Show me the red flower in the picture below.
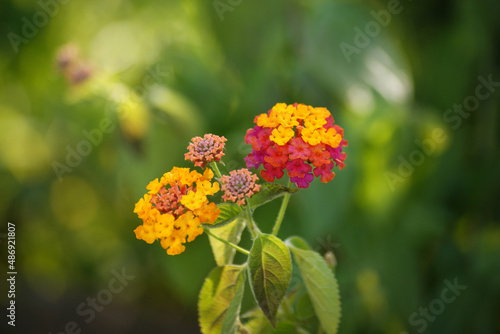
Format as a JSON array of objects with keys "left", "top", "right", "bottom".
[
  {"left": 244, "top": 103, "right": 347, "bottom": 188},
  {"left": 261, "top": 163, "right": 285, "bottom": 182},
  {"left": 314, "top": 161, "right": 336, "bottom": 183},
  {"left": 288, "top": 137, "right": 312, "bottom": 160},
  {"left": 309, "top": 144, "right": 331, "bottom": 167},
  {"left": 286, "top": 159, "right": 312, "bottom": 178},
  {"left": 264, "top": 145, "right": 289, "bottom": 168}
]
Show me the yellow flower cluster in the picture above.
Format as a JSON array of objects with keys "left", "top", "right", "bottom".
[
  {"left": 256, "top": 103, "right": 342, "bottom": 148},
  {"left": 134, "top": 167, "right": 220, "bottom": 255}
]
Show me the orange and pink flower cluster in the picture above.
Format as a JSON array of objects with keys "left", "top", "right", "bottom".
[
  {"left": 245, "top": 103, "right": 347, "bottom": 188},
  {"left": 134, "top": 102, "right": 347, "bottom": 255},
  {"left": 133, "top": 167, "right": 220, "bottom": 255}
]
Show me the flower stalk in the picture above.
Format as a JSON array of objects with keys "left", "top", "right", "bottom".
[
  {"left": 203, "top": 227, "right": 250, "bottom": 256},
  {"left": 244, "top": 201, "right": 260, "bottom": 238},
  {"left": 210, "top": 161, "right": 223, "bottom": 179},
  {"left": 272, "top": 181, "right": 293, "bottom": 236}
]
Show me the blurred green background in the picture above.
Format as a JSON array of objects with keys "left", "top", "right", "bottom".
[{"left": 1, "top": 0, "right": 499, "bottom": 333}]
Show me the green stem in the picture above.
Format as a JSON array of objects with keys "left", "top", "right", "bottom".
[
  {"left": 244, "top": 201, "right": 260, "bottom": 239},
  {"left": 272, "top": 181, "right": 293, "bottom": 236},
  {"left": 210, "top": 162, "right": 223, "bottom": 179},
  {"left": 203, "top": 227, "right": 249, "bottom": 256}
]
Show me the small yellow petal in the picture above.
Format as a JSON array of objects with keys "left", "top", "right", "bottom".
[{"left": 270, "top": 125, "right": 295, "bottom": 145}]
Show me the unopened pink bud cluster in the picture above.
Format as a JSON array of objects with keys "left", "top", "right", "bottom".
[
  {"left": 185, "top": 134, "right": 227, "bottom": 168},
  {"left": 220, "top": 169, "right": 261, "bottom": 206}
]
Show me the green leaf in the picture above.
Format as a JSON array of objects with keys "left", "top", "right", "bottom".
[
  {"left": 221, "top": 268, "right": 247, "bottom": 334},
  {"left": 274, "top": 321, "right": 298, "bottom": 333},
  {"left": 248, "top": 233, "right": 292, "bottom": 327},
  {"left": 199, "top": 265, "right": 246, "bottom": 334},
  {"left": 208, "top": 203, "right": 242, "bottom": 228},
  {"left": 248, "top": 183, "right": 299, "bottom": 209},
  {"left": 286, "top": 237, "right": 341, "bottom": 334},
  {"left": 283, "top": 283, "right": 301, "bottom": 308},
  {"left": 296, "top": 292, "right": 315, "bottom": 321},
  {"left": 242, "top": 295, "right": 304, "bottom": 333},
  {"left": 208, "top": 218, "right": 246, "bottom": 266},
  {"left": 286, "top": 236, "right": 312, "bottom": 251},
  {"left": 241, "top": 307, "right": 273, "bottom": 334}
]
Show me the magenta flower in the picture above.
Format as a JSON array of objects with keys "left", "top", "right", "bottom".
[
  {"left": 244, "top": 103, "right": 347, "bottom": 188},
  {"left": 290, "top": 173, "right": 314, "bottom": 189}
]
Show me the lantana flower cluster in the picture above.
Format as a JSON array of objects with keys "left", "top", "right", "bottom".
[
  {"left": 185, "top": 134, "right": 227, "bottom": 168},
  {"left": 245, "top": 103, "right": 347, "bottom": 188},
  {"left": 134, "top": 167, "right": 220, "bottom": 255},
  {"left": 134, "top": 102, "right": 347, "bottom": 255},
  {"left": 220, "top": 168, "right": 261, "bottom": 205}
]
